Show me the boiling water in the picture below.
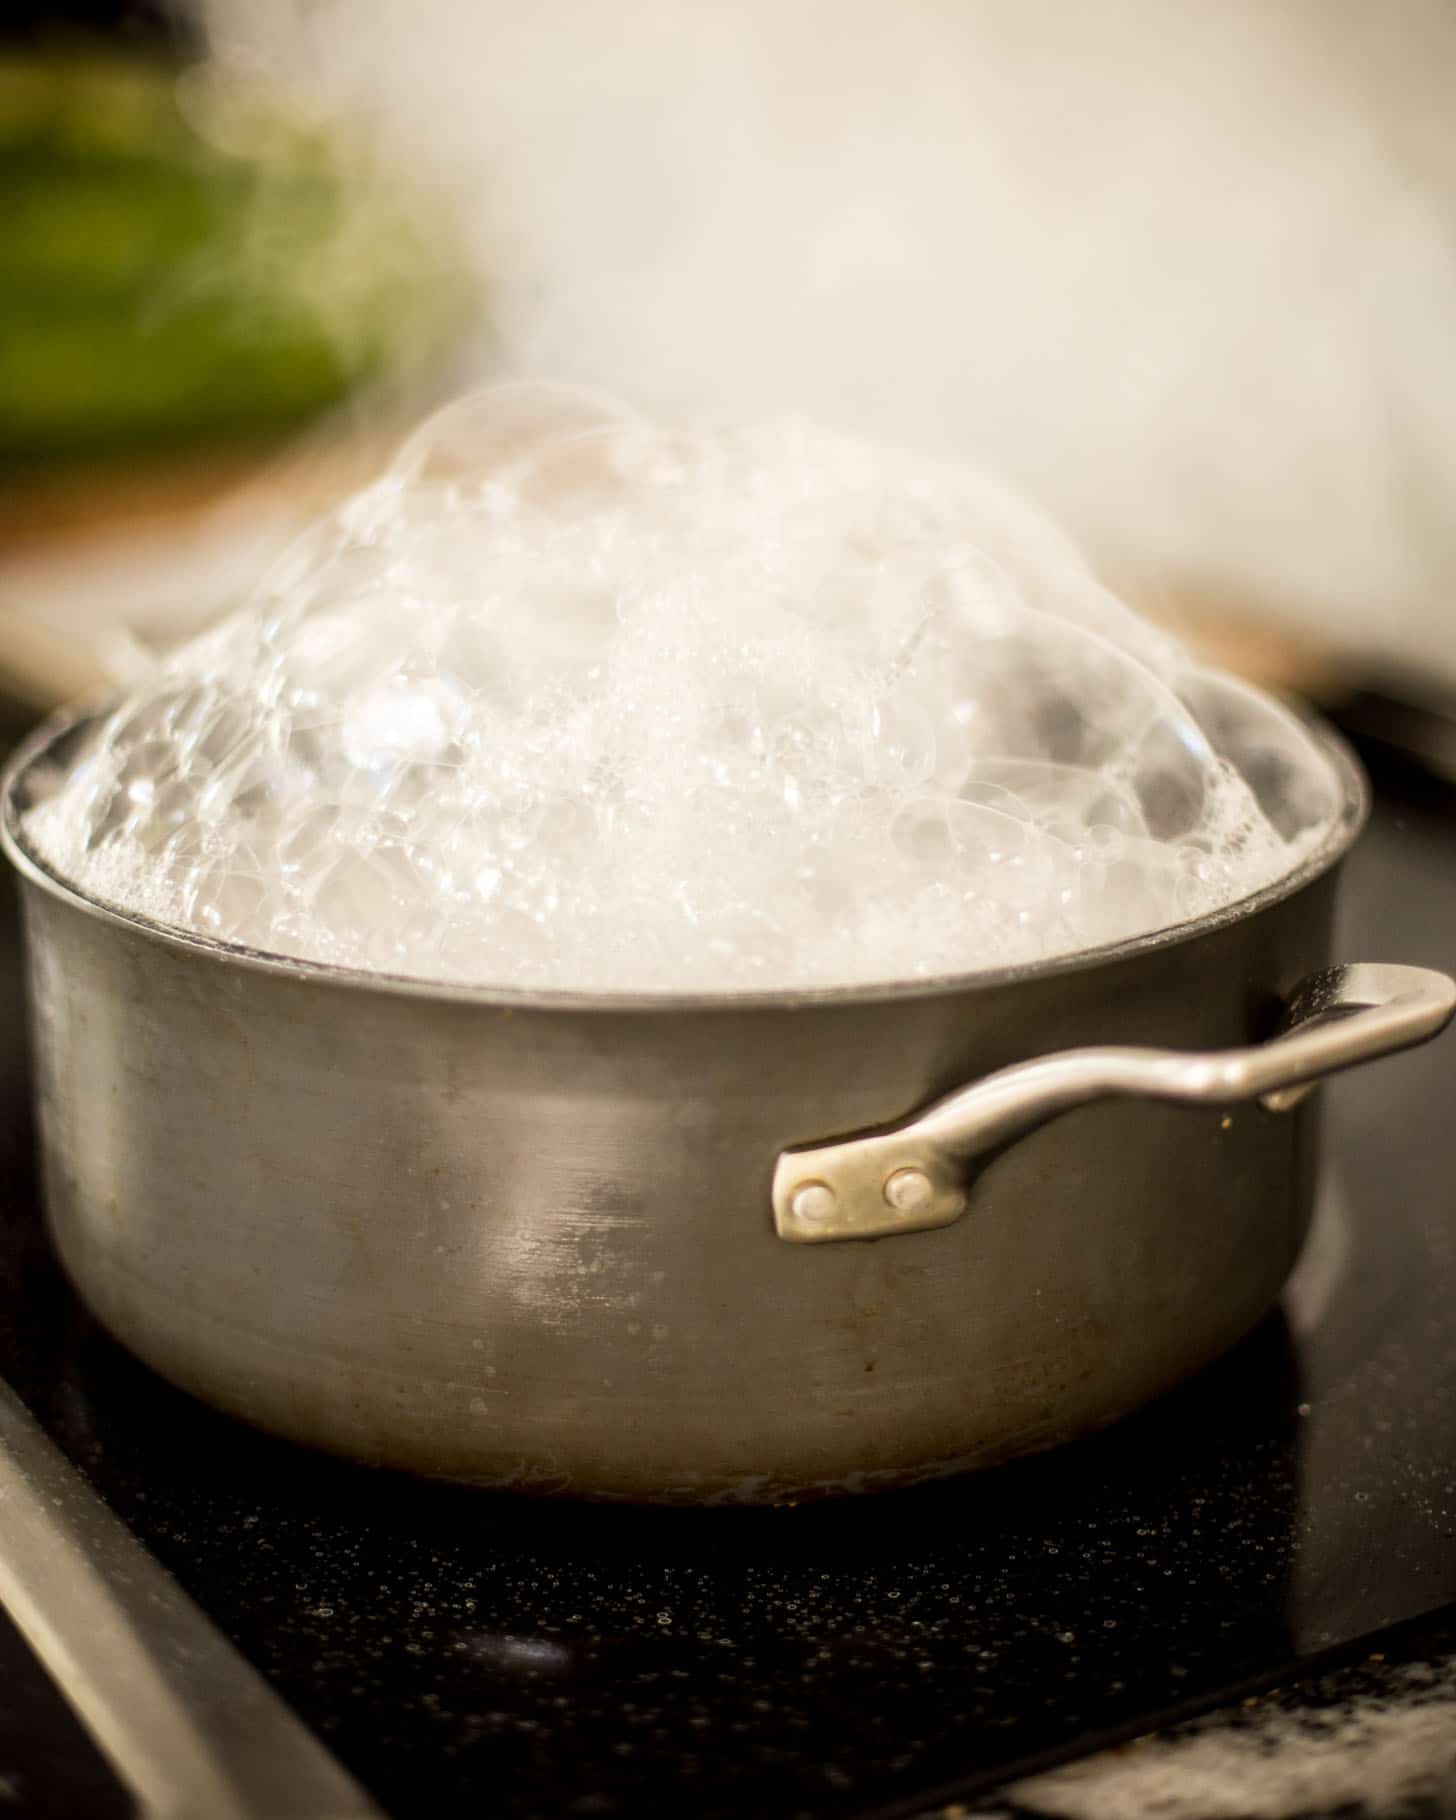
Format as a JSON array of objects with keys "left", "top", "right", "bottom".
[{"left": 24, "top": 387, "right": 1342, "bottom": 992}]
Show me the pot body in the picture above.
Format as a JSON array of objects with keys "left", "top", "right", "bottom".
[{"left": 10, "top": 840, "right": 1338, "bottom": 1503}]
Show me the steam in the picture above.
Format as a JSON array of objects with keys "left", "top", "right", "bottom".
[{"left": 195, "top": 0, "right": 1456, "bottom": 676}]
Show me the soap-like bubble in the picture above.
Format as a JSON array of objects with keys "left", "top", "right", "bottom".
[{"left": 23, "top": 388, "right": 1342, "bottom": 992}]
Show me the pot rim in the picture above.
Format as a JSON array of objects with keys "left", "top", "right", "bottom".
[{"left": 1, "top": 703, "right": 1369, "bottom": 1015}]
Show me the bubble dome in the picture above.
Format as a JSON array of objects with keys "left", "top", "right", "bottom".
[{"left": 22, "top": 385, "right": 1343, "bottom": 993}]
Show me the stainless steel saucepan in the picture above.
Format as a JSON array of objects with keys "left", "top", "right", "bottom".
[{"left": 3, "top": 712, "right": 1452, "bottom": 1504}]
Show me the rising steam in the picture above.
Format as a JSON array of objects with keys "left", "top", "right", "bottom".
[{"left": 194, "top": 0, "right": 1456, "bottom": 678}]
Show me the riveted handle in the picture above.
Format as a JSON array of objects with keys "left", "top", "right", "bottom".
[{"left": 773, "top": 963, "right": 1456, "bottom": 1244}]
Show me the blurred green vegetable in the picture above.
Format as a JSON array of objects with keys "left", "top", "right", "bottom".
[{"left": 0, "top": 55, "right": 469, "bottom": 464}]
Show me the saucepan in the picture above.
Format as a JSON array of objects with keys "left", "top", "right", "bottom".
[{"left": 3, "top": 710, "right": 1452, "bottom": 1504}]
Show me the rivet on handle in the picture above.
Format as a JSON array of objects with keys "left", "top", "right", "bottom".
[{"left": 772, "top": 962, "right": 1456, "bottom": 1244}]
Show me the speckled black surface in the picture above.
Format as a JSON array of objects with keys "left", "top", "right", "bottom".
[{"left": 1, "top": 734, "right": 1455, "bottom": 1820}]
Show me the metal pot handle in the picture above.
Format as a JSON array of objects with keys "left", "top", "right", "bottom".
[{"left": 773, "top": 962, "right": 1456, "bottom": 1244}]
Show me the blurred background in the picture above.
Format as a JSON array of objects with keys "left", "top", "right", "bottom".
[{"left": 2, "top": 0, "right": 1454, "bottom": 767}]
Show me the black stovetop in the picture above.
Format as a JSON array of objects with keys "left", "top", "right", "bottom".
[{"left": 1, "top": 738, "right": 1455, "bottom": 1820}]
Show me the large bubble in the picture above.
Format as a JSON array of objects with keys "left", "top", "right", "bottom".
[{"left": 23, "top": 387, "right": 1343, "bottom": 992}]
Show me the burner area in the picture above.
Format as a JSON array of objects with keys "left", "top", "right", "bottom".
[{"left": 0, "top": 737, "right": 1454, "bottom": 1818}]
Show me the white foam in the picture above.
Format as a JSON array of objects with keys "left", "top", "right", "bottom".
[{"left": 24, "top": 389, "right": 1341, "bottom": 993}]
